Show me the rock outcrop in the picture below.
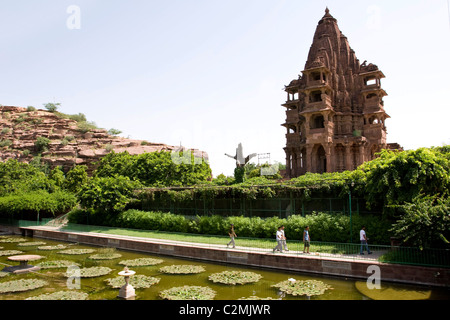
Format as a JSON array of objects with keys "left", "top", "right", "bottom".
[{"left": 0, "top": 106, "right": 199, "bottom": 173}]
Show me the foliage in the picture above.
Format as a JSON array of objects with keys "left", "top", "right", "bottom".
[
  {"left": 64, "top": 165, "right": 88, "bottom": 193},
  {"left": 94, "top": 151, "right": 212, "bottom": 187},
  {"left": 119, "top": 258, "right": 164, "bottom": 267},
  {"left": 159, "top": 286, "right": 216, "bottom": 300},
  {"left": 17, "top": 241, "right": 47, "bottom": 247},
  {"left": 355, "top": 148, "right": 450, "bottom": 212},
  {"left": 65, "top": 266, "right": 113, "bottom": 278},
  {"left": 0, "top": 279, "right": 48, "bottom": 294},
  {"left": 159, "top": 265, "right": 206, "bottom": 274},
  {"left": 0, "top": 190, "right": 78, "bottom": 219},
  {"left": 108, "top": 128, "right": 122, "bottom": 136},
  {"left": 26, "top": 290, "right": 89, "bottom": 300},
  {"left": 68, "top": 209, "right": 393, "bottom": 244},
  {"left": 0, "top": 250, "right": 24, "bottom": 256},
  {"left": 43, "top": 102, "right": 60, "bottom": 112},
  {"left": 111, "top": 210, "right": 191, "bottom": 233},
  {"left": 208, "top": 271, "right": 262, "bottom": 285},
  {"left": 390, "top": 197, "right": 450, "bottom": 249},
  {"left": 0, "top": 236, "right": 27, "bottom": 243},
  {"left": 58, "top": 249, "right": 96, "bottom": 255},
  {"left": 37, "top": 244, "right": 67, "bottom": 251},
  {"left": 105, "top": 275, "right": 160, "bottom": 289},
  {"left": 37, "top": 260, "right": 80, "bottom": 269},
  {"left": 89, "top": 253, "right": 122, "bottom": 260},
  {"left": 0, "top": 159, "right": 54, "bottom": 196},
  {"left": 34, "top": 136, "right": 51, "bottom": 153},
  {"left": 272, "top": 279, "right": 333, "bottom": 297},
  {"left": 78, "top": 175, "right": 143, "bottom": 213}
]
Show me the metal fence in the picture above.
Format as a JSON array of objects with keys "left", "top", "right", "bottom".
[
  {"left": 140, "top": 196, "right": 381, "bottom": 218},
  {"left": 17, "top": 220, "right": 450, "bottom": 269}
]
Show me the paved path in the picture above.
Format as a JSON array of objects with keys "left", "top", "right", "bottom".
[{"left": 24, "top": 225, "right": 386, "bottom": 264}]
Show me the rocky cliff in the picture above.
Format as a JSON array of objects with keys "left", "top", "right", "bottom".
[{"left": 0, "top": 106, "right": 182, "bottom": 173}]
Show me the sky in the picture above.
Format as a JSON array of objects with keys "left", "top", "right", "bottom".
[{"left": 1, "top": 0, "right": 449, "bottom": 177}]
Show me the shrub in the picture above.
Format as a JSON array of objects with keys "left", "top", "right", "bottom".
[
  {"left": 34, "top": 137, "right": 51, "bottom": 153},
  {"left": 78, "top": 175, "right": 142, "bottom": 213}
]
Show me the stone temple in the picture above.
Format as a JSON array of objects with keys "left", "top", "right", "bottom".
[{"left": 282, "top": 8, "right": 402, "bottom": 178}]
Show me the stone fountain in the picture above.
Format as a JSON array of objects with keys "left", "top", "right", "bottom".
[{"left": 117, "top": 267, "right": 136, "bottom": 300}]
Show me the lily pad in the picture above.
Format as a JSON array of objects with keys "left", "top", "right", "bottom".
[
  {"left": 272, "top": 279, "right": 333, "bottom": 297},
  {"left": 0, "top": 250, "right": 24, "bottom": 256},
  {"left": 105, "top": 275, "right": 160, "bottom": 289},
  {"left": 89, "top": 253, "right": 122, "bottom": 260},
  {"left": 354, "top": 281, "right": 431, "bottom": 300},
  {"left": 209, "top": 271, "right": 262, "bottom": 285},
  {"left": 58, "top": 249, "right": 96, "bottom": 255},
  {"left": 239, "top": 296, "right": 277, "bottom": 300},
  {"left": 160, "top": 286, "right": 216, "bottom": 300},
  {"left": 37, "top": 260, "right": 80, "bottom": 269},
  {"left": 65, "top": 266, "right": 112, "bottom": 278},
  {"left": 159, "top": 265, "right": 206, "bottom": 275},
  {"left": 26, "top": 291, "right": 89, "bottom": 300},
  {"left": 0, "top": 237, "right": 27, "bottom": 243},
  {"left": 38, "top": 244, "right": 68, "bottom": 251},
  {"left": 17, "top": 241, "right": 47, "bottom": 247},
  {"left": 119, "top": 258, "right": 164, "bottom": 267},
  {"left": 0, "top": 279, "right": 48, "bottom": 294}
]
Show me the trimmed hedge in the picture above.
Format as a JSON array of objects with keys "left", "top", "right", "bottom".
[{"left": 67, "top": 209, "right": 393, "bottom": 245}]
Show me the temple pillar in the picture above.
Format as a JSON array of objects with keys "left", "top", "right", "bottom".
[
  {"left": 306, "top": 145, "right": 313, "bottom": 173},
  {"left": 345, "top": 143, "right": 353, "bottom": 171}
]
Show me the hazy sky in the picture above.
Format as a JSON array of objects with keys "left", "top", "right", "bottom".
[{"left": 1, "top": 0, "right": 449, "bottom": 176}]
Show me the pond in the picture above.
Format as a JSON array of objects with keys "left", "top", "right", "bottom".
[{"left": 0, "top": 235, "right": 449, "bottom": 300}]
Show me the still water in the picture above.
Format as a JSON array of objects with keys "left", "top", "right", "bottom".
[{"left": 0, "top": 235, "right": 448, "bottom": 300}]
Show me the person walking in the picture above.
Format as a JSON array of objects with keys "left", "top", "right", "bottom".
[
  {"left": 303, "top": 226, "right": 311, "bottom": 254},
  {"left": 227, "top": 224, "right": 237, "bottom": 248},
  {"left": 360, "top": 226, "right": 372, "bottom": 255},
  {"left": 280, "top": 225, "right": 289, "bottom": 251},
  {"left": 273, "top": 226, "right": 284, "bottom": 253}
]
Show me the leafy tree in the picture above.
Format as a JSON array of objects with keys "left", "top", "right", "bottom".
[
  {"left": 0, "top": 159, "right": 53, "bottom": 196},
  {"left": 34, "top": 137, "right": 51, "bottom": 153},
  {"left": 43, "top": 102, "right": 61, "bottom": 112},
  {"left": 64, "top": 165, "right": 89, "bottom": 193},
  {"left": 94, "top": 151, "right": 212, "bottom": 187},
  {"left": 355, "top": 148, "right": 450, "bottom": 212},
  {"left": 108, "top": 128, "right": 122, "bottom": 136},
  {"left": 78, "top": 175, "right": 143, "bottom": 213},
  {"left": 49, "top": 167, "right": 65, "bottom": 189},
  {"left": 390, "top": 197, "right": 450, "bottom": 249}
]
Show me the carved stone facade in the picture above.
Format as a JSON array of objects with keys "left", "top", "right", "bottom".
[{"left": 282, "top": 8, "right": 402, "bottom": 178}]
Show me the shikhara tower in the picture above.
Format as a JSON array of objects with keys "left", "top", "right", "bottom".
[{"left": 282, "top": 8, "right": 401, "bottom": 178}]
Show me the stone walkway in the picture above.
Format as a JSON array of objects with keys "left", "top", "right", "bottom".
[{"left": 25, "top": 225, "right": 386, "bottom": 264}]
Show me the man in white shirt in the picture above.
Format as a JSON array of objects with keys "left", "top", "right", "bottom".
[
  {"left": 280, "top": 225, "right": 289, "bottom": 251},
  {"left": 273, "top": 227, "right": 284, "bottom": 253},
  {"left": 360, "top": 226, "right": 372, "bottom": 255}
]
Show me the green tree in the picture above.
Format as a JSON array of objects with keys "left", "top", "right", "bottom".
[
  {"left": 355, "top": 148, "right": 450, "bottom": 212},
  {"left": 64, "top": 165, "right": 89, "bottom": 193},
  {"left": 78, "top": 175, "right": 143, "bottom": 213},
  {"left": 390, "top": 197, "right": 450, "bottom": 249},
  {"left": 43, "top": 102, "right": 61, "bottom": 112},
  {"left": 94, "top": 151, "right": 212, "bottom": 187},
  {"left": 34, "top": 137, "right": 51, "bottom": 153}
]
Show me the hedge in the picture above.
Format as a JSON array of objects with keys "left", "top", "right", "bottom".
[{"left": 67, "top": 209, "right": 393, "bottom": 245}]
